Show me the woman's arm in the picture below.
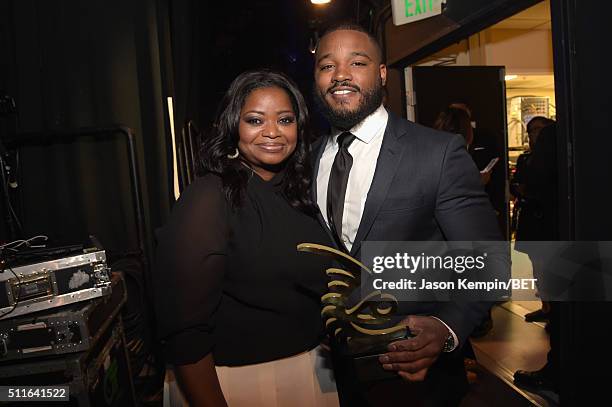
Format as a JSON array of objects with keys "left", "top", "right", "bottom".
[
  {"left": 175, "top": 353, "right": 228, "bottom": 407},
  {"left": 153, "top": 175, "right": 230, "bottom": 403}
]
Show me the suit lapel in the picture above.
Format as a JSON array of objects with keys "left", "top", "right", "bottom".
[{"left": 351, "top": 112, "right": 408, "bottom": 257}]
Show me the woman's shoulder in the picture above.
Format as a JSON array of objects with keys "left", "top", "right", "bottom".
[
  {"left": 176, "top": 173, "right": 226, "bottom": 208},
  {"left": 188, "top": 173, "right": 223, "bottom": 191},
  {"left": 156, "top": 173, "right": 229, "bottom": 244}
]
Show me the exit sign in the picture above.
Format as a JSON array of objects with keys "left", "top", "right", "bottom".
[{"left": 391, "top": 0, "right": 446, "bottom": 26}]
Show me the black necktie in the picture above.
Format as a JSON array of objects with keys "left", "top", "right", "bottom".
[{"left": 327, "top": 131, "right": 356, "bottom": 251}]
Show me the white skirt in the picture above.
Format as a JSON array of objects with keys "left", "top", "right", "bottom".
[{"left": 164, "top": 346, "right": 339, "bottom": 407}]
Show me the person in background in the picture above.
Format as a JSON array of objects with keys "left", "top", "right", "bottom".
[
  {"left": 510, "top": 116, "right": 555, "bottom": 204},
  {"left": 510, "top": 146, "right": 531, "bottom": 237},
  {"left": 513, "top": 122, "right": 559, "bottom": 393},
  {"left": 433, "top": 105, "right": 492, "bottom": 185},
  {"left": 153, "top": 70, "right": 338, "bottom": 407},
  {"left": 512, "top": 116, "right": 555, "bottom": 323}
]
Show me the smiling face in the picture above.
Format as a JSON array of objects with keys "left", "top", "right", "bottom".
[
  {"left": 314, "top": 29, "right": 387, "bottom": 130},
  {"left": 238, "top": 86, "right": 298, "bottom": 180}
]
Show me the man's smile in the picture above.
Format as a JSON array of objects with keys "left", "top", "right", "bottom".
[{"left": 328, "top": 85, "right": 360, "bottom": 104}]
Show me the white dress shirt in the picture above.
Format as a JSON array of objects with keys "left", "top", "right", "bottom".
[
  {"left": 317, "top": 104, "right": 388, "bottom": 252},
  {"left": 316, "top": 104, "right": 459, "bottom": 351}
]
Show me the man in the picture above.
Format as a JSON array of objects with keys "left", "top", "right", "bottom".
[
  {"left": 513, "top": 116, "right": 555, "bottom": 323},
  {"left": 513, "top": 123, "right": 559, "bottom": 393},
  {"left": 312, "top": 24, "right": 504, "bottom": 406}
]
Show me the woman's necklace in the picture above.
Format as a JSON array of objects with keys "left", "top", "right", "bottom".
[{"left": 240, "top": 160, "right": 265, "bottom": 180}]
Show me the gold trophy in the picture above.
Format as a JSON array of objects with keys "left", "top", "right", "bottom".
[{"left": 298, "top": 243, "right": 411, "bottom": 381}]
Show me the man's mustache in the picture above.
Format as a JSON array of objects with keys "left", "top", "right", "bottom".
[{"left": 327, "top": 82, "right": 360, "bottom": 94}]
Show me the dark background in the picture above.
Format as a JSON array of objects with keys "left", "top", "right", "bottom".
[{"left": 0, "top": 0, "right": 384, "bottom": 257}]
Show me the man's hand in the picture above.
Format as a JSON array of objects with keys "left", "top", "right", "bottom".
[{"left": 378, "top": 316, "right": 450, "bottom": 382}]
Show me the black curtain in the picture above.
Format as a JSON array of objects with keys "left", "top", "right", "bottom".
[
  {"left": 550, "top": 0, "right": 612, "bottom": 404},
  {"left": 165, "top": 0, "right": 329, "bottom": 177},
  {"left": 168, "top": 0, "right": 211, "bottom": 142},
  {"left": 0, "top": 0, "right": 173, "bottom": 264}
]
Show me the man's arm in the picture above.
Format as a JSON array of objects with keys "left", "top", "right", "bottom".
[
  {"left": 379, "top": 134, "right": 507, "bottom": 381},
  {"left": 432, "top": 134, "right": 506, "bottom": 343}
]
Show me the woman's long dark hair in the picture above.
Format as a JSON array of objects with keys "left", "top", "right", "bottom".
[
  {"left": 198, "top": 70, "right": 316, "bottom": 214},
  {"left": 433, "top": 106, "right": 473, "bottom": 146}
]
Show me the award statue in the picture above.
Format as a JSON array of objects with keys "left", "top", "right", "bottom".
[{"left": 298, "top": 243, "right": 411, "bottom": 381}]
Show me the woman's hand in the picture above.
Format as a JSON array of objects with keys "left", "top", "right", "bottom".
[{"left": 479, "top": 169, "right": 492, "bottom": 185}]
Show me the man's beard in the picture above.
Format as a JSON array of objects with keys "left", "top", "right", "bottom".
[{"left": 313, "top": 79, "right": 384, "bottom": 131}]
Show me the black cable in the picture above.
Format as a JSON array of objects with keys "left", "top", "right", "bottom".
[
  {"left": 0, "top": 235, "right": 50, "bottom": 319},
  {"left": 0, "top": 153, "right": 23, "bottom": 235}
]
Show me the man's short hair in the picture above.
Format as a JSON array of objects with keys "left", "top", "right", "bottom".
[{"left": 318, "top": 22, "right": 384, "bottom": 64}]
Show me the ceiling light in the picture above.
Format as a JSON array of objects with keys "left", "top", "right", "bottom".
[
  {"left": 311, "top": 0, "right": 331, "bottom": 4},
  {"left": 505, "top": 75, "right": 518, "bottom": 81}
]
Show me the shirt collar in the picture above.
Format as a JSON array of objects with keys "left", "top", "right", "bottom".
[{"left": 332, "top": 104, "right": 388, "bottom": 145}]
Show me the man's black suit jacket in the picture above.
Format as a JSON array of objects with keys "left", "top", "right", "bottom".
[{"left": 312, "top": 110, "right": 505, "bottom": 346}]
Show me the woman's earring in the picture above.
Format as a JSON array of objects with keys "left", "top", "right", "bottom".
[{"left": 227, "top": 148, "right": 239, "bottom": 159}]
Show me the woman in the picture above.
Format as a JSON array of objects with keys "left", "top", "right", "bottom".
[
  {"left": 433, "top": 105, "right": 474, "bottom": 148},
  {"left": 154, "top": 70, "right": 337, "bottom": 406},
  {"left": 433, "top": 105, "right": 491, "bottom": 185}
]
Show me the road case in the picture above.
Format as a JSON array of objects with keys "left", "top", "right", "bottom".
[
  {"left": 0, "top": 320, "right": 137, "bottom": 406},
  {"left": 0, "top": 272, "right": 125, "bottom": 362},
  {"left": 0, "top": 249, "right": 111, "bottom": 320}
]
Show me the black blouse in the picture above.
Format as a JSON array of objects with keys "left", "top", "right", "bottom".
[{"left": 154, "top": 172, "right": 331, "bottom": 366}]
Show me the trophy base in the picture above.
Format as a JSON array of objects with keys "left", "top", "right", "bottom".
[
  {"left": 352, "top": 352, "right": 399, "bottom": 382},
  {"left": 341, "top": 329, "right": 413, "bottom": 382}
]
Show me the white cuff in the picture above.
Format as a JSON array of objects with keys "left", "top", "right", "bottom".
[{"left": 431, "top": 317, "right": 459, "bottom": 352}]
